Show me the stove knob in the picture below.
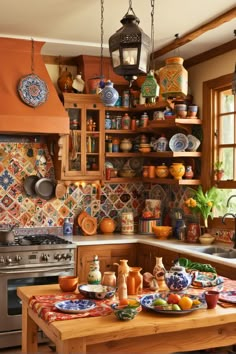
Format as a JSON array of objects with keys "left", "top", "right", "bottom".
[
  {"left": 54, "top": 254, "right": 62, "bottom": 261},
  {"left": 15, "top": 255, "right": 22, "bottom": 262},
  {"left": 6, "top": 257, "right": 12, "bottom": 264},
  {"left": 65, "top": 253, "right": 72, "bottom": 260},
  {"left": 41, "top": 254, "right": 49, "bottom": 262},
  {"left": 0, "top": 256, "right": 5, "bottom": 263}
]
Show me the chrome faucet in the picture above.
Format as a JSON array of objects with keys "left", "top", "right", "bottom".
[{"left": 226, "top": 195, "right": 236, "bottom": 207}]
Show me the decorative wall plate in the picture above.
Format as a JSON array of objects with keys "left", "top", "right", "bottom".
[
  {"left": 169, "top": 133, "right": 188, "bottom": 152},
  {"left": 55, "top": 299, "right": 96, "bottom": 313},
  {"left": 18, "top": 73, "right": 49, "bottom": 107}
]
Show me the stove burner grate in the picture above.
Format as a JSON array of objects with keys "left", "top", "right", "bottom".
[{"left": 17, "top": 234, "right": 73, "bottom": 246}]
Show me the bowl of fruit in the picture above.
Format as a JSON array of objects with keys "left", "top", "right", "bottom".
[
  {"left": 111, "top": 298, "right": 142, "bottom": 320},
  {"left": 140, "top": 292, "right": 205, "bottom": 315}
]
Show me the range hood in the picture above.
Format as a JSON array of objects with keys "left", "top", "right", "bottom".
[{"left": 0, "top": 37, "right": 69, "bottom": 135}]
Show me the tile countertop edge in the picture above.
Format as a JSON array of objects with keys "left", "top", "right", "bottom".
[{"left": 69, "top": 233, "right": 236, "bottom": 268}]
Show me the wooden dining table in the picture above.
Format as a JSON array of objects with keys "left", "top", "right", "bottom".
[{"left": 17, "top": 283, "right": 236, "bottom": 354}]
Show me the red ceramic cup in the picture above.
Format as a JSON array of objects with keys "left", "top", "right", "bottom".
[{"left": 205, "top": 290, "right": 220, "bottom": 309}]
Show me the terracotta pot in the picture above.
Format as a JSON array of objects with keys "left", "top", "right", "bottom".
[{"left": 99, "top": 218, "right": 116, "bottom": 234}]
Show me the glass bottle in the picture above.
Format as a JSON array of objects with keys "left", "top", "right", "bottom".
[{"left": 122, "top": 113, "right": 131, "bottom": 130}]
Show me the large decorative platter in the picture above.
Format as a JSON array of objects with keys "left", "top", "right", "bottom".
[
  {"left": 169, "top": 133, "right": 188, "bottom": 152},
  {"left": 140, "top": 293, "right": 206, "bottom": 315},
  {"left": 219, "top": 291, "right": 236, "bottom": 304},
  {"left": 187, "top": 134, "right": 201, "bottom": 152},
  {"left": 18, "top": 73, "right": 49, "bottom": 107},
  {"left": 55, "top": 299, "right": 96, "bottom": 313}
]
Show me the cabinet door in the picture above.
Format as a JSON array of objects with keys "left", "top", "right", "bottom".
[
  {"left": 60, "top": 94, "right": 105, "bottom": 180},
  {"left": 77, "top": 246, "right": 111, "bottom": 283},
  {"left": 136, "top": 244, "right": 158, "bottom": 273}
]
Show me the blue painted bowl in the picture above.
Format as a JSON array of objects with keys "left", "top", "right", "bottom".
[
  {"left": 78, "top": 284, "right": 116, "bottom": 300},
  {"left": 111, "top": 299, "right": 141, "bottom": 321}
]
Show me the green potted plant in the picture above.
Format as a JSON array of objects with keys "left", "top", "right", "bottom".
[{"left": 214, "top": 160, "right": 224, "bottom": 181}]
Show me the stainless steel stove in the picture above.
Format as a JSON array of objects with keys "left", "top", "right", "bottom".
[{"left": 0, "top": 234, "right": 77, "bottom": 349}]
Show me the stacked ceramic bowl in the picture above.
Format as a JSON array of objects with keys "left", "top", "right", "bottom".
[{"left": 139, "top": 143, "right": 151, "bottom": 153}]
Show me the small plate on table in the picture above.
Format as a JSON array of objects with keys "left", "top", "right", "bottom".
[
  {"left": 140, "top": 293, "right": 206, "bottom": 315},
  {"left": 219, "top": 291, "right": 236, "bottom": 304},
  {"left": 55, "top": 299, "right": 96, "bottom": 313}
]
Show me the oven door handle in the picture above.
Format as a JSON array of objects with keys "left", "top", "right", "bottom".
[{"left": 0, "top": 267, "right": 74, "bottom": 274}]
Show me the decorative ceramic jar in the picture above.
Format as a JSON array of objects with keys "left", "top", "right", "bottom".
[
  {"left": 186, "top": 222, "right": 201, "bottom": 243},
  {"left": 122, "top": 113, "right": 131, "bottom": 129},
  {"left": 127, "top": 267, "right": 143, "bottom": 295},
  {"left": 87, "top": 255, "right": 102, "bottom": 285},
  {"left": 155, "top": 164, "right": 169, "bottom": 178},
  {"left": 114, "top": 259, "right": 130, "bottom": 279},
  {"left": 187, "top": 105, "right": 198, "bottom": 117},
  {"left": 164, "top": 265, "right": 192, "bottom": 291},
  {"left": 142, "top": 166, "right": 149, "bottom": 178},
  {"left": 153, "top": 257, "right": 166, "bottom": 289},
  {"left": 120, "top": 138, "right": 132, "bottom": 152},
  {"left": 158, "top": 57, "right": 188, "bottom": 98},
  {"left": 100, "top": 80, "right": 119, "bottom": 106},
  {"left": 169, "top": 162, "right": 185, "bottom": 180},
  {"left": 121, "top": 212, "right": 134, "bottom": 235},
  {"left": 184, "top": 165, "right": 194, "bottom": 179},
  {"left": 72, "top": 74, "right": 85, "bottom": 93},
  {"left": 102, "top": 271, "right": 117, "bottom": 287},
  {"left": 99, "top": 218, "right": 116, "bottom": 234},
  {"left": 57, "top": 68, "right": 73, "bottom": 93}
]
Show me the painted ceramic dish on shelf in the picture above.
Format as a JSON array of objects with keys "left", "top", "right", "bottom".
[
  {"left": 55, "top": 299, "right": 96, "bottom": 314},
  {"left": 169, "top": 133, "right": 188, "bottom": 152},
  {"left": 187, "top": 134, "right": 201, "bottom": 152},
  {"left": 140, "top": 293, "right": 206, "bottom": 315},
  {"left": 78, "top": 284, "right": 116, "bottom": 299},
  {"left": 18, "top": 73, "right": 49, "bottom": 107},
  {"left": 81, "top": 216, "right": 97, "bottom": 236}
]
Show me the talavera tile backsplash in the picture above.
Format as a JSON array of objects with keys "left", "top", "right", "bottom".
[{"left": 0, "top": 136, "right": 232, "bottom": 243}]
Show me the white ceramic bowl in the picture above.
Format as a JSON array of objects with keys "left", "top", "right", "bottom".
[{"left": 199, "top": 235, "right": 215, "bottom": 245}]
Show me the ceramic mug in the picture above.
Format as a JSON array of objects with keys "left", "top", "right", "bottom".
[{"left": 204, "top": 290, "right": 220, "bottom": 309}]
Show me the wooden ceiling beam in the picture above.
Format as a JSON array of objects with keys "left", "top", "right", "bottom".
[
  {"left": 153, "top": 6, "right": 236, "bottom": 59},
  {"left": 184, "top": 38, "right": 236, "bottom": 68}
]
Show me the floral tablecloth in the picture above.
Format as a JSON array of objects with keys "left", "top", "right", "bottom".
[{"left": 29, "top": 277, "right": 236, "bottom": 324}]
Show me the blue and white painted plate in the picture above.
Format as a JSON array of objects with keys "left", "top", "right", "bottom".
[
  {"left": 140, "top": 293, "right": 206, "bottom": 315},
  {"left": 169, "top": 133, "right": 188, "bottom": 152},
  {"left": 55, "top": 299, "right": 96, "bottom": 313},
  {"left": 18, "top": 73, "right": 49, "bottom": 107}
]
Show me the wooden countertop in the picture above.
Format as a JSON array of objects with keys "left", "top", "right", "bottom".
[
  {"left": 66, "top": 233, "right": 236, "bottom": 268},
  {"left": 17, "top": 284, "right": 236, "bottom": 354}
]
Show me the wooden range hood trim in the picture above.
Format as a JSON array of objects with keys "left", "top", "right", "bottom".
[{"left": 0, "top": 37, "right": 69, "bottom": 135}]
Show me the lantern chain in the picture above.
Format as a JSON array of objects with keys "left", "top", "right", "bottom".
[
  {"left": 31, "top": 38, "right": 35, "bottom": 73},
  {"left": 100, "top": 0, "right": 104, "bottom": 78},
  {"left": 150, "top": 0, "right": 155, "bottom": 70}
]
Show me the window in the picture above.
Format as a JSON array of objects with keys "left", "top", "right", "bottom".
[{"left": 203, "top": 73, "right": 236, "bottom": 225}]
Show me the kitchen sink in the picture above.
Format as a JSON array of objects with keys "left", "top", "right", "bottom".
[{"left": 192, "top": 246, "right": 236, "bottom": 258}]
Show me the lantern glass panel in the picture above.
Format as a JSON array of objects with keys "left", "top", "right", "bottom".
[
  {"left": 139, "top": 46, "right": 149, "bottom": 72},
  {"left": 112, "top": 50, "right": 120, "bottom": 68},
  {"left": 122, "top": 48, "right": 138, "bottom": 65}
]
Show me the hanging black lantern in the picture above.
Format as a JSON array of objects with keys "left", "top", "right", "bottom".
[{"left": 109, "top": 5, "right": 151, "bottom": 83}]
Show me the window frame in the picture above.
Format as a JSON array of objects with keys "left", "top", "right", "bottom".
[{"left": 202, "top": 73, "right": 235, "bottom": 229}]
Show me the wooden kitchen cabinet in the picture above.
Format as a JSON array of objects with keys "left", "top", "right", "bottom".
[
  {"left": 136, "top": 244, "right": 179, "bottom": 272},
  {"left": 77, "top": 244, "right": 136, "bottom": 283},
  {"left": 54, "top": 93, "right": 105, "bottom": 181}
]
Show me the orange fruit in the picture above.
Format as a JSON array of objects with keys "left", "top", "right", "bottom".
[
  {"left": 119, "top": 298, "right": 129, "bottom": 306},
  {"left": 178, "top": 296, "right": 193, "bottom": 310}
]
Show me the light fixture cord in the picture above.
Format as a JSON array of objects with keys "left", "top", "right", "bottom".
[
  {"left": 100, "top": 0, "right": 104, "bottom": 78},
  {"left": 150, "top": 0, "right": 155, "bottom": 70}
]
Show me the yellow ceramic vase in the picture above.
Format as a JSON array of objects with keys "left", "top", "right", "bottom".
[
  {"left": 169, "top": 163, "right": 185, "bottom": 180},
  {"left": 155, "top": 164, "right": 169, "bottom": 178}
]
